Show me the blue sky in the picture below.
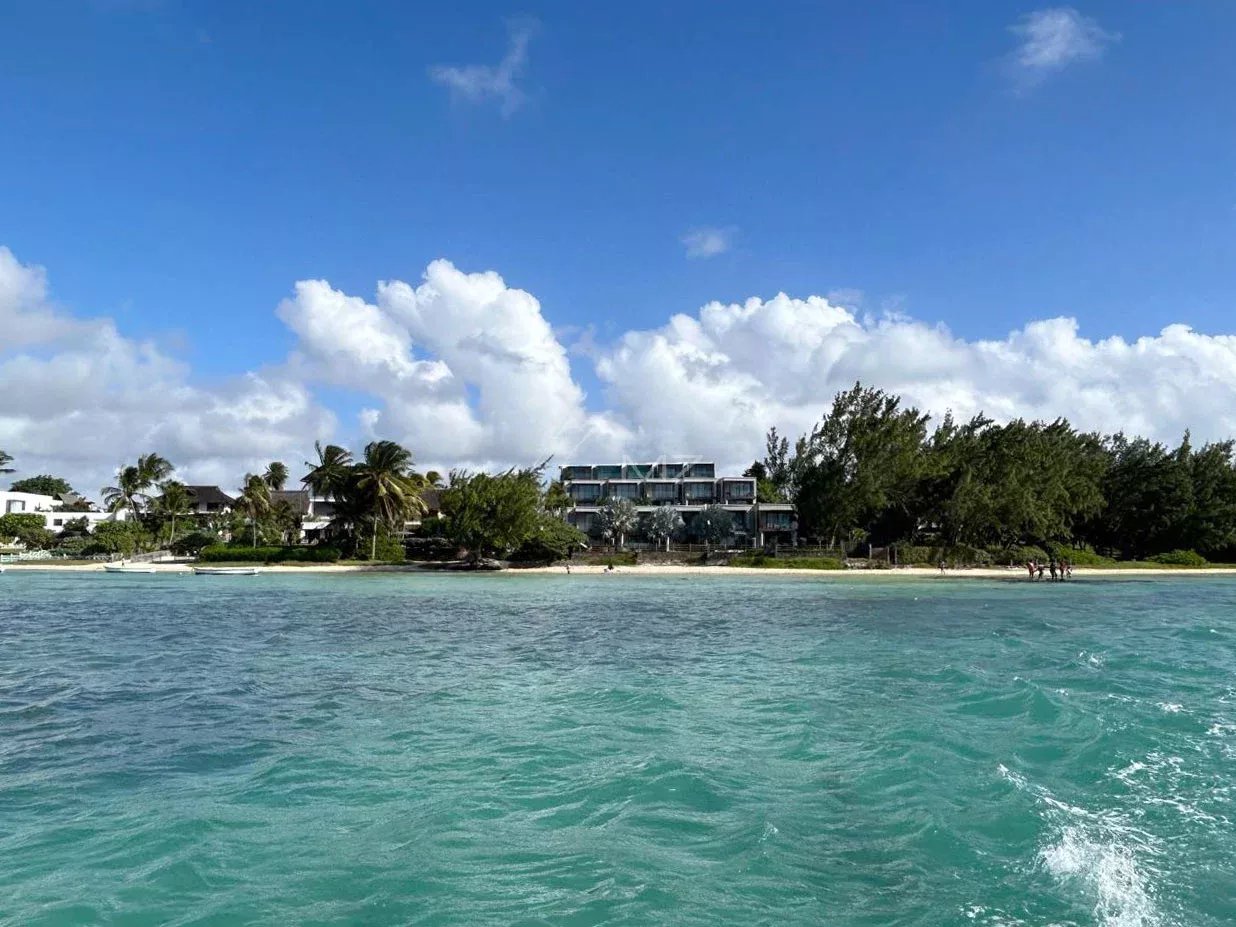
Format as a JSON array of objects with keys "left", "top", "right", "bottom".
[{"left": 3, "top": 2, "right": 1236, "bottom": 491}]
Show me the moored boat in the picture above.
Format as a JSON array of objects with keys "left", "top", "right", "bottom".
[
  {"left": 103, "top": 564, "right": 157, "bottom": 574},
  {"left": 192, "top": 567, "right": 260, "bottom": 576}
]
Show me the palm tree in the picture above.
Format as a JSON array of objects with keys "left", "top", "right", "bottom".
[
  {"left": 153, "top": 480, "right": 192, "bottom": 545},
  {"left": 353, "top": 440, "right": 427, "bottom": 560},
  {"left": 236, "top": 473, "right": 271, "bottom": 548},
  {"left": 302, "top": 442, "right": 354, "bottom": 498},
  {"left": 264, "top": 461, "right": 289, "bottom": 491},
  {"left": 0, "top": 450, "right": 14, "bottom": 474},
  {"left": 102, "top": 465, "right": 144, "bottom": 514},
  {"left": 598, "top": 497, "right": 639, "bottom": 549},
  {"left": 271, "top": 498, "right": 302, "bottom": 544},
  {"left": 135, "top": 454, "right": 173, "bottom": 509}
]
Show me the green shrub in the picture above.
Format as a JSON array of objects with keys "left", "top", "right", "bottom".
[
  {"left": 894, "top": 545, "right": 935, "bottom": 565},
  {"left": 277, "top": 546, "right": 341, "bottom": 564},
  {"left": 730, "top": 553, "right": 844, "bottom": 570},
  {"left": 199, "top": 545, "right": 276, "bottom": 562},
  {"left": 992, "top": 545, "right": 1049, "bottom": 566},
  {"left": 894, "top": 544, "right": 992, "bottom": 566},
  {"left": 1050, "top": 546, "right": 1113, "bottom": 566},
  {"left": 1147, "top": 549, "right": 1208, "bottom": 567},
  {"left": 171, "top": 531, "right": 218, "bottom": 556},
  {"left": 198, "top": 545, "right": 341, "bottom": 564},
  {"left": 778, "top": 556, "right": 844, "bottom": 570}
]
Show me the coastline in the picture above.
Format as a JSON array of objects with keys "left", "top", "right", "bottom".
[{"left": 5, "top": 562, "right": 1236, "bottom": 579}]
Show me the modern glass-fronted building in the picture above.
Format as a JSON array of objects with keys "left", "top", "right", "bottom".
[{"left": 559, "top": 461, "right": 796, "bottom": 547}]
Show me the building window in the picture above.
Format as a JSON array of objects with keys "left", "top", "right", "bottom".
[
  {"left": 723, "top": 481, "right": 755, "bottom": 501},
  {"left": 561, "top": 466, "right": 592, "bottom": 480},
  {"left": 569, "top": 483, "right": 602, "bottom": 503},
  {"left": 656, "top": 463, "right": 685, "bottom": 479},
  {"left": 687, "top": 463, "right": 716, "bottom": 478},
  {"left": 608, "top": 483, "right": 640, "bottom": 499},
  {"left": 593, "top": 465, "right": 622, "bottom": 480},
  {"left": 645, "top": 482, "right": 678, "bottom": 502},
  {"left": 53, "top": 518, "right": 63, "bottom": 527},
  {"left": 622, "top": 464, "right": 652, "bottom": 479},
  {"left": 684, "top": 483, "right": 713, "bottom": 502}
]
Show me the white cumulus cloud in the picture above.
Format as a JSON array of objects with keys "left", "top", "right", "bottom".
[
  {"left": 1007, "top": 7, "right": 1118, "bottom": 88},
  {"left": 5, "top": 244, "right": 1236, "bottom": 496},
  {"left": 276, "top": 259, "right": 629, "bottom": 469},
  {"left": 594, "top": 294, "right": 1236, "bottom": 472},
  {"left": 0, "top": 248, "right": 334, "bottom": 497}
]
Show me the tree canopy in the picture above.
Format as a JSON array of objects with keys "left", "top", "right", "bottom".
[
  {"left": 9, "top": 475, "right": 74, "bottom": 496},
  {"left": 775, "top": 383, "right": 1236, "bottom": 561},
  {"left": 440, "top": 466, "right": 582, "bottom": 563}
]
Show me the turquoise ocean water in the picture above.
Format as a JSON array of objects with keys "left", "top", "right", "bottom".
[{"left": 2, "top": 572, "right": 1234, "bottom": 926}]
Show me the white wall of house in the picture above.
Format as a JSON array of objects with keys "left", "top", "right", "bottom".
[{"left": 0, "top": 491, "right": 127, "bottom": 533}]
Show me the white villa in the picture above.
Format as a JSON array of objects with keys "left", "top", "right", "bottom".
[{"left": 0, "top": 490, "right": 129, "bottom": 533}]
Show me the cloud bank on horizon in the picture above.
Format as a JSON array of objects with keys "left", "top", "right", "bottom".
[{"left": 3, "top": 244, "right": 1236, "bottom": 496}]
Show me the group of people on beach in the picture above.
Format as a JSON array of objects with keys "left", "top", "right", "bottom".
[{"left": 1026, "top": 558, "right": 1071, "bottom": 581}]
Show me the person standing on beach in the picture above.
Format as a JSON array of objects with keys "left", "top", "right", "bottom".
[
  {"left": 1026, "top": 560, "right": 1036, "bottom": 580},
  {"left": 1036, "top": 562, "right": 1045, "bottom": 581},
  {"left": 1049, "top": 560, "right": 1058, "bottom": 582}
]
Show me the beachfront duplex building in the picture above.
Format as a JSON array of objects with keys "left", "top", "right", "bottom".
[{"left": 559, "top": 461, "right": 797, "bottom": 548}]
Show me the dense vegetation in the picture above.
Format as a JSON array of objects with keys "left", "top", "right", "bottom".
[
  {"left": 9, "top": 475, "right": 74, "bottom": 496},
  {"left": 750, "top": 383, "right": 1236, "bottom": 563},
  {"left": 439, "top": 465, "right": 585, "bottom": 564}
]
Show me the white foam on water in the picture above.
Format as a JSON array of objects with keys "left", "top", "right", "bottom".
[
  {"left": 1156, "top": 702, "right": 1183, "bottom": 714},
  {"left": 1040, "top": 825, "right": 1163, "bottom": 927},
  {"left": 1000, "top": 763, "right": 1171, "bottom": 927}
]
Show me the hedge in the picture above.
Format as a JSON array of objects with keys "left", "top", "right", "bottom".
[
  {"left": 730, "top": 553, "right": 844, "bottom": 570},
  {"left": 198, "top": 545, "right": 341, "bottom": 564},
  {"left": 1147, "top": 549, "right": 1208, "bottom": 566}
]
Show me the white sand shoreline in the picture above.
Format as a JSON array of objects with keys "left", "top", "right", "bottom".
[{"left": 4, "top": 562, "right": 1236, "bottom": 579}]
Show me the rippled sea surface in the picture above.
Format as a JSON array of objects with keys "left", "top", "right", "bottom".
[{"left": 2, "top": 572, "right": 1235, "bottom": 926}]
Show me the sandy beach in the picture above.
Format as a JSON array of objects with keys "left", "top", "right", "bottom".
[{"left": 5, "top": 561, "right": 1236, "bottom": 579}]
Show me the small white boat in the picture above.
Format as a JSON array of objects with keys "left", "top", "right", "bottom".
[
  {"left": 103, "top": 564, "right": 157, "bottom": 574},
  {"left": 193, "top": 567, "right": 260, "bottom": 576}
]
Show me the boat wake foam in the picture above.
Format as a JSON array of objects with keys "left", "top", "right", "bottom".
[{"left": 998, "top": 763, "right": 1169, "bottom": 927}]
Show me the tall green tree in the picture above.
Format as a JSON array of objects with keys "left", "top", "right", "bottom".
[
  {"left": 103, "top": 454, "right": 174, "bottom": 516},
  {"left": 136, "top": 454, "right": 174, "bottom": 502},
  {"left": 152, "top": 480, "right": 192, "bottom": 544},
  {"left": 236, "top": 473, "right": 272, "bottom": 548},
  {"left": 352, "top": 440, "right": 427, "bottom": 560},
  {"left": 302, "top": 442, "right": 354, "bottom": 498},
  {"left": 647, "top": 505, "right": 684, "bottom": 551},
  {"left": 102, "top": 466, "right": 144, "bottom": 515},
  {"left": 793, "top": 383, "right": 929, "bottom": 548},
  {"left": 9, "top": 475, "right": 73, "bottom": 496},
  {"left": 597, "top": 497, "right": 638, "bottom": 549},
  {"left": 263, "top": 461, "right": 289, "bottom": 491},
  {"left": 690, "top": 503, "right": 734, "bottom": 549},
  {"left": 440, "top": 468, "right": 547, "bottom": 563}
]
